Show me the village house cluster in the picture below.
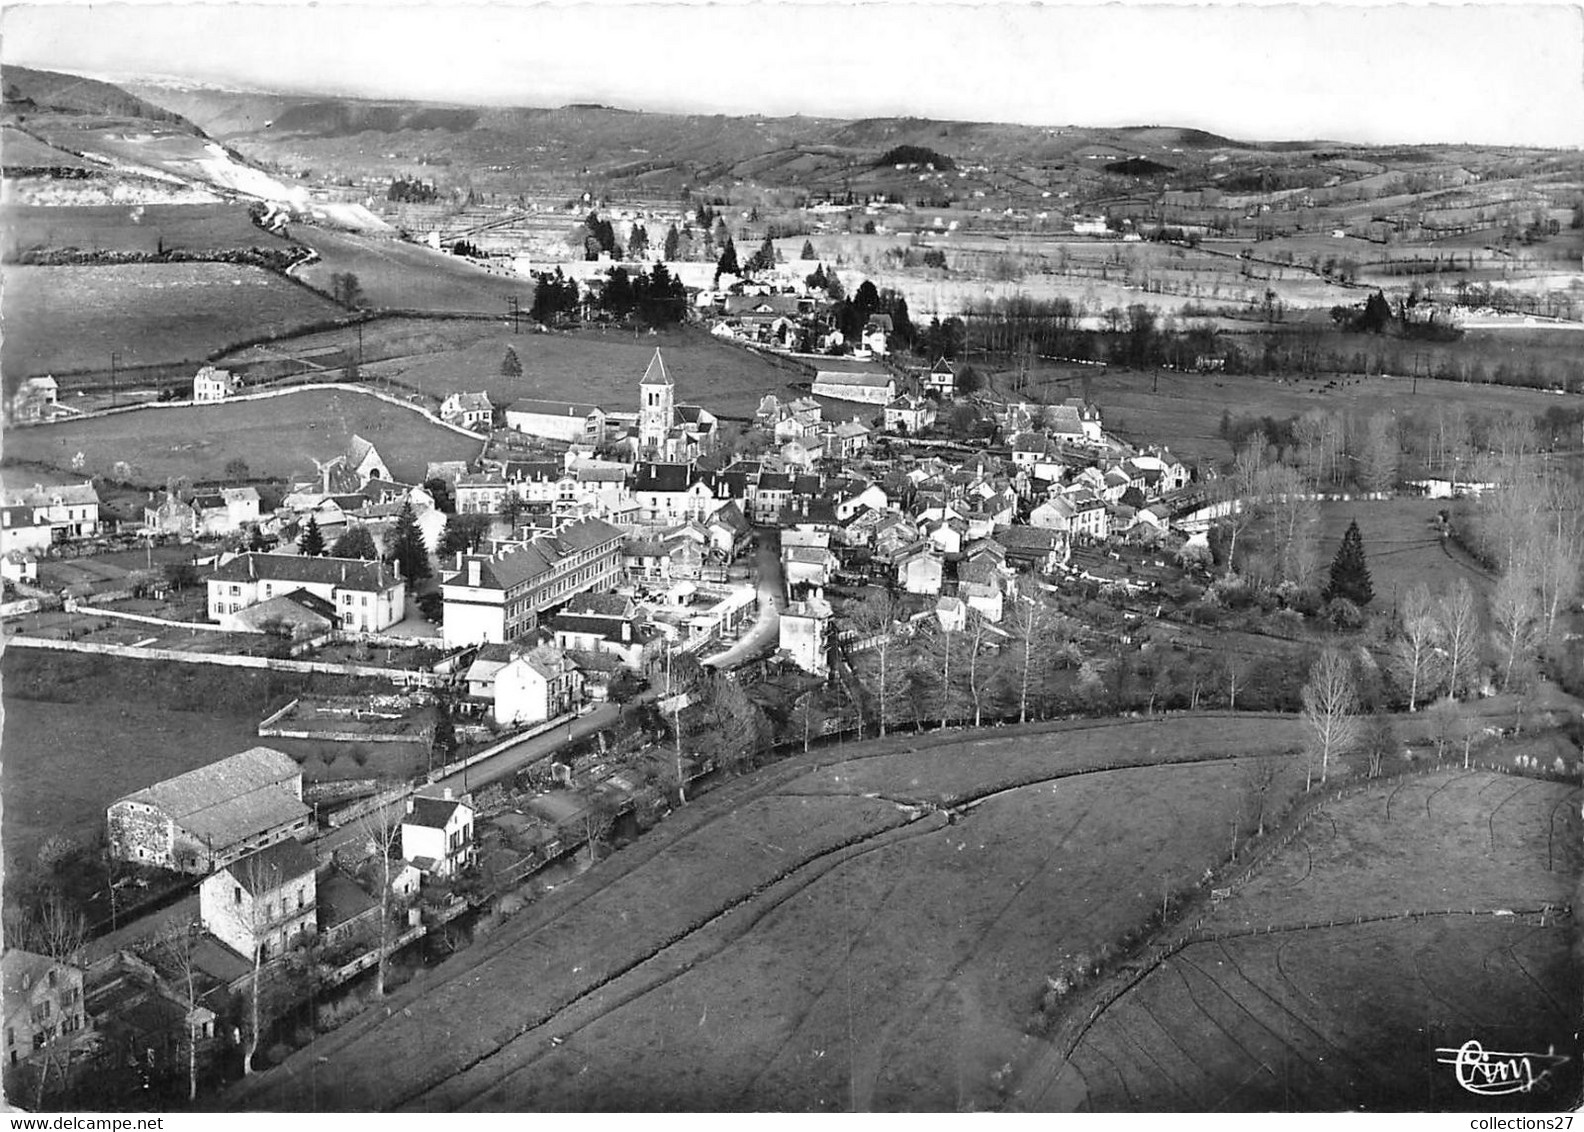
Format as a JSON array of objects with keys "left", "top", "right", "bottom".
[{"left": 4, "top": 321, "right": 1212, "bottom": 1106}]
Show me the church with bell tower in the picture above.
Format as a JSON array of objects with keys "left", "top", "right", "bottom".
[{"left": 638, "top": 348, "right": 674, "bottom": 457}]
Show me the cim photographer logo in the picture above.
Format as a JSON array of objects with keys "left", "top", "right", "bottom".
[{"left": 1435, "top": 1040, "right": 1571, "bottom": 1097}]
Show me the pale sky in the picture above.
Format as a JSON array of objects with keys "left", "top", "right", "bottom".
[{"left": 3, "top": 1, "right": 1582, "bottom": 147}]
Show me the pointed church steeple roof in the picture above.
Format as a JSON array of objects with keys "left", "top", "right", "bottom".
[{"left": 641, "top": 348, "right": 673, "bottom": 387}]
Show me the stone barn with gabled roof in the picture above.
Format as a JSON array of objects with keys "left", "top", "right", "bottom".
[{"left": 107, "top": 747, "right": 311, "bottom": 874}]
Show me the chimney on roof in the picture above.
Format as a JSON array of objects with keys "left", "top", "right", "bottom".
[
  {"left": 443, "top": 787, "right": 453, "bottom": 802},
  {"left": 406, "top": 797, "right": 415, "bottom": 814},
  {"left": 467, "top": 559, "right": 481, "bottom": 587},
  {"left": 341, "top": 563, "right": 347, "bottom": 583}
]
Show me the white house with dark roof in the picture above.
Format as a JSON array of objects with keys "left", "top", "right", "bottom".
[
  {"left": 632, "top": 463, "right": 723, "bottom": 525},
  {"left": 779, "top": 596, "right": 832, "bottom": 676},
  {"left": 440, "top": 391, "right": 494, "bottom": 430},
  {"left": 925, "top": 357, "right": 959, "bottom": 396},
  {"left": 198, "top": 839, "right": 318, "bottom": 961},
  {"left": 1, "top": 482, "right": 100, "bottom": 541},
  {"left": 884, "top": 394, "right": 936, "bottom": 434},
  {"left": 192, "top": 365, "right": 241, "bottom": 403},
  {"left": 107, "top": 746, "right": 311, "bottom": 874},
  {"left": 439, "top": 516, "right": 625, "bottom": 646},
  {"left": 207, "top": 552, "right": 406, "bottom": 632},
  {"left": 402, "top": 790, "right": 475, "bottom": 879},
  {"left": 493, "top": 643, "right": 584, "bottom": 726}
]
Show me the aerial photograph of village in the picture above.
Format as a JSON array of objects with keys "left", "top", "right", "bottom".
[{"left": 0, "top": 0, "right": 1580, "bottom": 1115}]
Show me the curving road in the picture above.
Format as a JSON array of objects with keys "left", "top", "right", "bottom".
[{"left": 703, "top": 534, "right": 785, "bottom": 669}]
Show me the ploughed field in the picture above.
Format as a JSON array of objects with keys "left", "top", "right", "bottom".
[
  {"left": 1019, "top": 768, "right": 1581, "bottom": 1111},
  {"left": 3, "top": 386, "right": 483, "bottom": 485},
  {"left": 227, "top": 715, "right": 1311, "bottom": 1112}
]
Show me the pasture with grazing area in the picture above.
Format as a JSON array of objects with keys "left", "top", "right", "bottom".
[
  {"left": 1, "top": 262, "right": 343, "bottom": 378},
  {"left": 1010, "top": 364, "right": 1582, "bottom": 469},
  {"left": 225, "top": 715, "right": 1312, "bottom": 1112},
  {"left": 289, "top": 225, "right": 533, "bottom": 313},
  {"left": 1, "top": 202, "right": 301, "bottom": 257},
  {"left": 373, "top": 324, "right": 805, "bottom": 419},
  {"left": 0, "top": 651, "right": 424, "bottom": 881},
  {"left": 4, "top": 387, "right": 484, "bottom": 485},
  {"left": 1315, "top": 498, "right": 1494, "bottom": 610},
  {"left": 1023, "top": 768, "right": 1580, "bottom": 1111}
]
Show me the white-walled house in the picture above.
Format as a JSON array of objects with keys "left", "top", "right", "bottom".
[
  {"left": 493, "top": 643, "right": 584, "bottom": 726},
  {"left": 779, "top": 596, "right": 832, "bottom": 676},
  {"left": 208, "top": 553, "right": 406, "bottom": 632},
  {"left": 440, "top": 391, "right": 494, "bottom": 430},
  {"left": 198, "top": 839, "right": 318, "bottom": 962},
  {"left": 401, "top": 790, "right": 475, "bottom": 879},
  {"left": 192, "top": 365, "right": 241, "bottom": 402}
]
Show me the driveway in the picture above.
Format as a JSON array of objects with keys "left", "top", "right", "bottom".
[{"left": 703, "top": 536, "right": 785, "bottom": 669}]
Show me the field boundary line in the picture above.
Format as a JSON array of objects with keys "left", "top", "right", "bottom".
[
  {"left": 13, "top": 380, "right": 490, "bottom": 441},
  {"left": 1012, "top": 758, "right": 1576, "bottom": 1108},
  {"left": 6, "top": 634, "right": 441, "bottom": 686}
]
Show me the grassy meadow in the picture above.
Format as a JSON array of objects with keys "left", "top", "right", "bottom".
[
  {"left": 1037, "top": 769, "right": 1580, "bottom": 1110},
  {"left": 227, "top": 715, "right": 1313, "bottom": 1112},
  {"left": 5, "top": 386, "right": 484, "bottom": 485},
  {"left": 1, "top": 262, "right": 343, "bottom": 378}
]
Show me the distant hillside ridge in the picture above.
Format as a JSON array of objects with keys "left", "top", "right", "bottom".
[
  {"left": 2, "top": 65, "right": 201, "bottom": 132},
  {"left": 875, "top": 144, "right": 956, "bottom": 170}
]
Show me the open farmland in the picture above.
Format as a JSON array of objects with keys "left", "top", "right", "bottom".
[
  {"left": 4, "top": 387, "right": 483, "bottom": 485},
  {"left": 1012, "top": 365, "right": 1583, "bottom": 468},
  {"left": 288, "top": 225, "right": 533, "bottom": 313},
  {"left": 373, "top": 324, "right": 803, "bottom": 419},
  {"left": 0, "top": 650, "right": 423, "bottom": 879},
  {"left": 227, "top": 714, "right": 1312, "bottom": 1112},
  {"left": 0, "top": 694, "right": 260, "bottom": 872},
  {"left": 1, "top": 202, "right": 301, "bottom": 257},
  {"left": 1316, "top": 498, "right": 1494, "bottom": 608},
  {"left": 0, "top": 125, "right": 100, "bottom": 172},
  {"left": 1019, "top": 768, "right": 1581, "bottom": 1111},
  {"left": 1, "top": 262, "right": 343, "bottom": 378}
]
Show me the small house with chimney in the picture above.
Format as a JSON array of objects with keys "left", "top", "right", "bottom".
[{"left": 401, "top": 790, "right": 475, "bottom": 880}]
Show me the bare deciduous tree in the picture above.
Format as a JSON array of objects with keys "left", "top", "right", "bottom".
[
  {"left": 1301, "top": 647, "right": 1359, "bottom": 790},
  {"left": 355, "top": 803, "right": 404, "bottom": 999},
  {"left": 156, "top": 919, "right": 204, "bottom": 1102},
  {"left": 847, "top": 589, "right": 903, "bottom": 737},
  {"left": 787, "top": 690, "right": 825, "bottom": 753},
  {"left": 1240, "top": 756, "right": 1280, "bottom": 839},
  {"left": 962, "top": 611, "right": 998, "bottom": 727},
  {"left": 1008, "top": 595, "right": 1056, "bottom": 723},
  {"left": 1354, "top": 410, "right": 1400, "bottom": 493},
  {"left": 1390, "top": 582, "right": 1444, "bottom": 711},
  {"left": 1490, "top": 568, "right": 1541, "bottom": 693},
  {"left": 1435, "top": 577, "right": 1481, "bottom": 700}
]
